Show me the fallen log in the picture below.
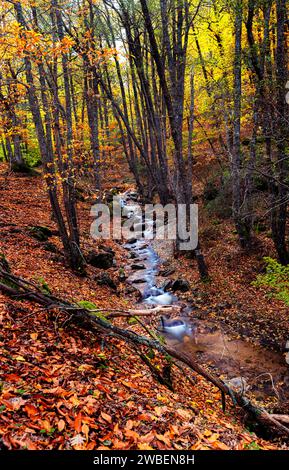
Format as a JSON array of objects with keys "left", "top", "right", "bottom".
[{"left": 1, "top": 266, "right": 289, "bottom": 438}]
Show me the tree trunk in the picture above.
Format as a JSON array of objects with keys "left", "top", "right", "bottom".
[
  {"left": 271, "top": 0, "right": 289, "bottom": 264},
  {"left": 232, "top": 0, "right": 250, "bottom": 248}
]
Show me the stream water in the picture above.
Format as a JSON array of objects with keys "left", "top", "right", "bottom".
[{"left": 121, "top": 191, "right": 289, "bottom": 409}]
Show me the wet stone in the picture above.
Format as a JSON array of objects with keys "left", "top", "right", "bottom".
[{"left": 131, "top": 264, "right": 146, "bottom": 270}]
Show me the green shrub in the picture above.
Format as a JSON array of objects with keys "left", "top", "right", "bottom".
[
  {"left": 253, "top": 257, "right": 289, "bottom": 305},
  {"left": 0, "top": 146, "right": 5, "bottom": 162},
  {"left": 24, "top": 147, "right": 42, "bottom": 168}
]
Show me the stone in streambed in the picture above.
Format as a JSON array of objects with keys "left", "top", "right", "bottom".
[
  {"left": 131, "top": 278, "right": 147, "bottom": 284},
  {"left": 131, "top": 263, "right": 146, "bottom": 270},
  {"left": 126, "top": 238, "right": 137, "bottom": 245}
]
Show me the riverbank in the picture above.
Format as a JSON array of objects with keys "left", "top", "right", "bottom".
[{"left": 0, "top": 165, "right": 286, "bottom": 449}]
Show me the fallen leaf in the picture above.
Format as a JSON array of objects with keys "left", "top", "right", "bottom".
[
  {"left": 58, "top": 419, "right": 66, "bottom": 432},
  {"left": 138, "top": 443, "right": 154, "bottom": 450},
  {"left": 176, "top": 408, "right": 192, "bottom": 421},
  {"left": 156, "top": 433, "right": 171, "bottom": 446},
  {"left": 74, "top": 412, "right": 82, "bottom": 433},
  {"left": 82, "top": 423, "right": 89, "bottom": 440},
  {"left": 15, "top": 356, "right": 26, "bottom": 362},
  {"left": 25, "top": 404, "right": 39, "bottom": 418},
  {"left": 100, "top": 412, "right": 112, "bottom": 423}
]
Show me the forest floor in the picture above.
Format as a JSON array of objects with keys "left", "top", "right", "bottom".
[{"left": 0, "top": 163, "right": 288, "bottom": 450}]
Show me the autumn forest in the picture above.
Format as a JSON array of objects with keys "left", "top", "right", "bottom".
[{"left": 0, "top": 0, "right": 289, "bottom": 457}]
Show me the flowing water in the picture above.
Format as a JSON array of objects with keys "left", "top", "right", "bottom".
[{"left": 121, "top": 191, "right": 289, "bottom": 407}]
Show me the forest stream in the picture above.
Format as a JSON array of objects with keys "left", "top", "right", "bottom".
[{"left": 121, "top": 191, "right": 289, "bottom": 411}]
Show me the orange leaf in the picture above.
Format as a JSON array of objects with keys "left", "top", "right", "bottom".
[
  {"left": 87, "top": 441, "right": 96, "bottom": 450},
  {"left": 156, "top": 433, "right": 171, "bottom": 446},
  {"left": 211, "top": 440, "right": 230, "bottom": 450},
  {"left": 138, "top": 443, "right": 154, "bottom": 450},
  {"left": 124, "top": 429, "right": 139, "bottom": 441},
  {"left": 100, "top": 412, "right": 112, "bottom": 423},
  {"left": 207, "top": 432, "right": 220, "bottom": 442},
  {"left": 96, "top": 384, "right": 111, "bottom": 394},
  {"left": 82, "top": 423, "right": 89, "bottom": 440},
  {"left": 41, "top": 420, "right": 51, "bottom": 433},
  {"left": 176, "top": 408, "right": 192, "bottom": 421},
  {"left": 4, "top": 374, "right": 21, "bottom": 383},
  {"left": 74, "top": 412, "right": 82, "bottom": 433},
  {"left": 25, "top": 404, "right": 38, "bottom": 418},
  {"left": 121, "top": 380, "right": 137, "bottom": 389}
]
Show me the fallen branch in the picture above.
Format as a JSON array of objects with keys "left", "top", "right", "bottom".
[
  {"left": 1, "top": 267, "right": 289, "bottom": 438},
  {"left": 269, "top": 415, "right": 289, "bottom": 426},
  {"left": 106, "top": 305, "right": 182, "bottom": 318}
]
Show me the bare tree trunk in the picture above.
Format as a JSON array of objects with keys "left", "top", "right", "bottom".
[
  {"left": 187, "top": 67, "right": 195, "bottom": 204},
  {"left": 271, "top": 0, "right": 289, "bottom": 264},
  {"left": 82, "top": 2, "right": 101, "bottom": 189},
  {"left": 232, "top": 0, "right": 250, "bottom": 248},
  {"left": 52, "top": 0, "right": 82, "bottom": 252}
]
